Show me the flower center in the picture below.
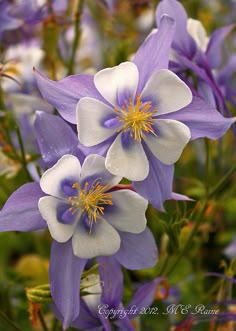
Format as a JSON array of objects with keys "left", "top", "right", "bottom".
[
  {"left": 115, "top": 95, "right": 157, "bottom": 142},
  {"left": 67, "top": 181, "right": 113, "bottom": 233}
]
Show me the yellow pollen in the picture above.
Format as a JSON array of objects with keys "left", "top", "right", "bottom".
[
  {"left": 114, "top": 95, "right": 157, "bottom": 141},
  {"left": 67, "top": 181, "right": 113, "bottom": 234}
]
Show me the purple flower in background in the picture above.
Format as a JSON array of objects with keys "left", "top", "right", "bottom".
[
  {"left": 224, "top": 237, "right": 236, "bottom": 259},
  {"left": 155, "top": 0, "right": 235, "bottom": 116},
  {"left": 0, "top": 0, "right": 22, "bottom": 33}
]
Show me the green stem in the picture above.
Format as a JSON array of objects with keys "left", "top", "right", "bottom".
[
  {"left": 15, "top": 126, "right": 31, "bottom": 181},
  {"left": 164, "top": 200, "right": 208, "bottom": 277},
  {"left": 208, "top": 164, "right": 236, "bottom": 199},
  {"left": 165, "top": 164, "right": 236, "bottom": 277},
  {"left": 157, "top": 254, "right": 170, "bottom": 276},
  {"left": 0, "top": 85, "right": 6, "bottom": 110},
  {"left": 67, "top": 0, "right": 85, "bottom": 75},
  {"left": 205, "top": 139, "right": 210, "bottom": 198},
  {"left": 38, "top": 309, "right": 49, "bottom": 331}
]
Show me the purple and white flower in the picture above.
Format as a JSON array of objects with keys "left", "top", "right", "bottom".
[
  {"left": 76, "top": 62, "right": 192, "bottom": 182},
  {"left": 38, "top": 153, "right": 148, "bottom": 259},
  {"left": 0, "top": 111, "right": 158, "bottom": 328}
]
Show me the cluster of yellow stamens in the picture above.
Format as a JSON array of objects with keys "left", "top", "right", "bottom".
[
  {"left": 114, "top": 95, "right": 157, "bottom": 141},
  {"left": 67, "top": 181, "right": 113, "bottom": 234}
]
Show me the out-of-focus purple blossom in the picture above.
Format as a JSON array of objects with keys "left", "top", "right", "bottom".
[
  {"left": 0, "top": 0, "right": 22, "bottom": 33},
  {"left": 155, "top": 0, "right": 235, "bottom": 116},
  {"left": 224, "top": 237, "right": 236, "bottom": 259}
]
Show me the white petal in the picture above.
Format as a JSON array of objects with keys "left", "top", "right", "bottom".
[
  {"left": 105, "top": 190, "right": 147, "bottom": 233},
  {"left": 187, "top": 18, "right": 209, "bottom": 52},
  {"left": 38, "top": 196, "right": 76, "bottom": 242},
  {"left": 141, "top": 69, "right": 192, "bottom": 115},
  {"left": 72, "top": 219, "right": 120, "bottom": 259},
  {"left": 105, "top": 134, "right": 149, "bottom": 181},
  {"left": 144, "top": 119, "right": 191, "bottom": 165},
  {"left": 80, "top": 154, "right": 122, "bottom": 188},
  {"left": 40, "top": 155, "right": 81, "bottom": 198},
  {"left": 94, "top": 62, "right": 139, "bottom": 106},
  {"left": 77, "top": 97, "right": 117, "bottom": 147}
]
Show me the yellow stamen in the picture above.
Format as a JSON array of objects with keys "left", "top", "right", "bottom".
[
  {"left": 68, "top": 181, "right": 113, "bottom": 234},
  {"left": 114, "top": 95, "right": 157, "bottom": 141}
]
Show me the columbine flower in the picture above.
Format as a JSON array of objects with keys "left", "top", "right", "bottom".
[
  {"left": 38, "top": 153, "right": 148, "bottom": 258},
  {"left": 0, "top": 111, "right": 158, "bottom": 328},
  {"left": 76, "top": 61, "right": 192, "bottom": 182},
  {"left": 34, "top": 15, "right": 235, "bottom": 210}
]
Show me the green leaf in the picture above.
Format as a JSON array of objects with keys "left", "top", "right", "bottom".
[{"left": 0, "top": 311, "right": 22, "bottom": 331}]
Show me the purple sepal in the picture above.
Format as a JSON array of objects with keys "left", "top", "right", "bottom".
[
  {"left": 155, "top": 0, "right": 196, "bottom": 58},
  {"left": 0, "top": 183, "right": 46, "bottom": 232},
  {"left": 133, "top": 147, "right": 174, "bottom": 211},
  {"left": 127, "top": 277, "right": 165, "bottom": 318},
  {"left": 161, "top": 96, "right": 236, "bottom": 140},
  {"left": 206, "top": 24, "right": 235, "bottom": 69},
  {"left": 34, "top": 111, "right": 84, "bottom": 168},
  {"left": 50, "top": 240, "right": 88, "bottom": 329},
  {"left": 97, "top": 256, "right": 123, "bottom": 309},
  {"left": 34, "top": 69, "right": 105, "bottom": 123},
  {"left": 133, "top": 14, "right": 175, "bottom": 92},
  {"left": 114, "top": 228, "right": 158, "bottom": 270},
  {"left": 170, "top": 192, "right": 194, "bottom": 201}
]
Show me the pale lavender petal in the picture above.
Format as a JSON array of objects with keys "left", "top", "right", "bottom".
[
  {"left": 34, "top": 69, "right": 105, "bottom": 123},
  {"left": 94, "top": 62, "right": 139, "bottom": 106},
  {"left": 77, "top": 97, "right": 117, "bottom": 147},
  {"left": 155, "top": 0, "right": 195, "bottom": 57},
  {"left": 161, "top": 96, "right": 236, "bottom": 140},
  {"left": 50, "top": 240, "right": 88, "bottom": 329},
  {"left": 97, "top": 256, "right": 123, "bottom": 308},
  {"left": 224, "top": 237, "right": 236, "bottom": 259},
  {"left": 206, "top": 25, "right": 235, "bottom": 69},
  {"left": 133, "top": 15, "right": 175, "bottom": 92},
  {"left": 80, "top": 154, "right": 122, "bottom": 188},
  {"left": 133, "top": 146, "right": 174, "bottom": 211},
  {"left": 170, "top": 192, "right": 194, "bottom": 201},
  {"left": 34, "top": 111, "right": 83, "bottom": 168},
  {"left": 0, "top": 183, "right": 46, "bottom": 232},
  {"left": 72, "top": 218, "right": 121, "bottom": 259},
  {"left": 105, "top": 134, "right": 149, "bottom": 181},
  {"left": 114, "top": 228, "right": 158, "bottom": 270},
  {"left": 105, "top": 190, "right": 147, "bottom": 234}
]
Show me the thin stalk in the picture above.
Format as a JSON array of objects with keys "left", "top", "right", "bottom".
[
  {"left": 205, "top": 139, "right": 210, "bottom": 198},
  {"left": 157, "top": 254, "right": 170, "bottom": 276},
  {"left": 38, "top": 309, "right": 49, "bottom": 331},
  {"left": 15, "top": 126, "right": 31, "bottom": 181},
  {"left": 67, "top": 0, "right": 85, "bottom": 75},
  {"left": 164, "top": 200, "right": 208, "bottom": 277},
  {"left": 208, "top": 164, "right": 236, "bottom": 199}
]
